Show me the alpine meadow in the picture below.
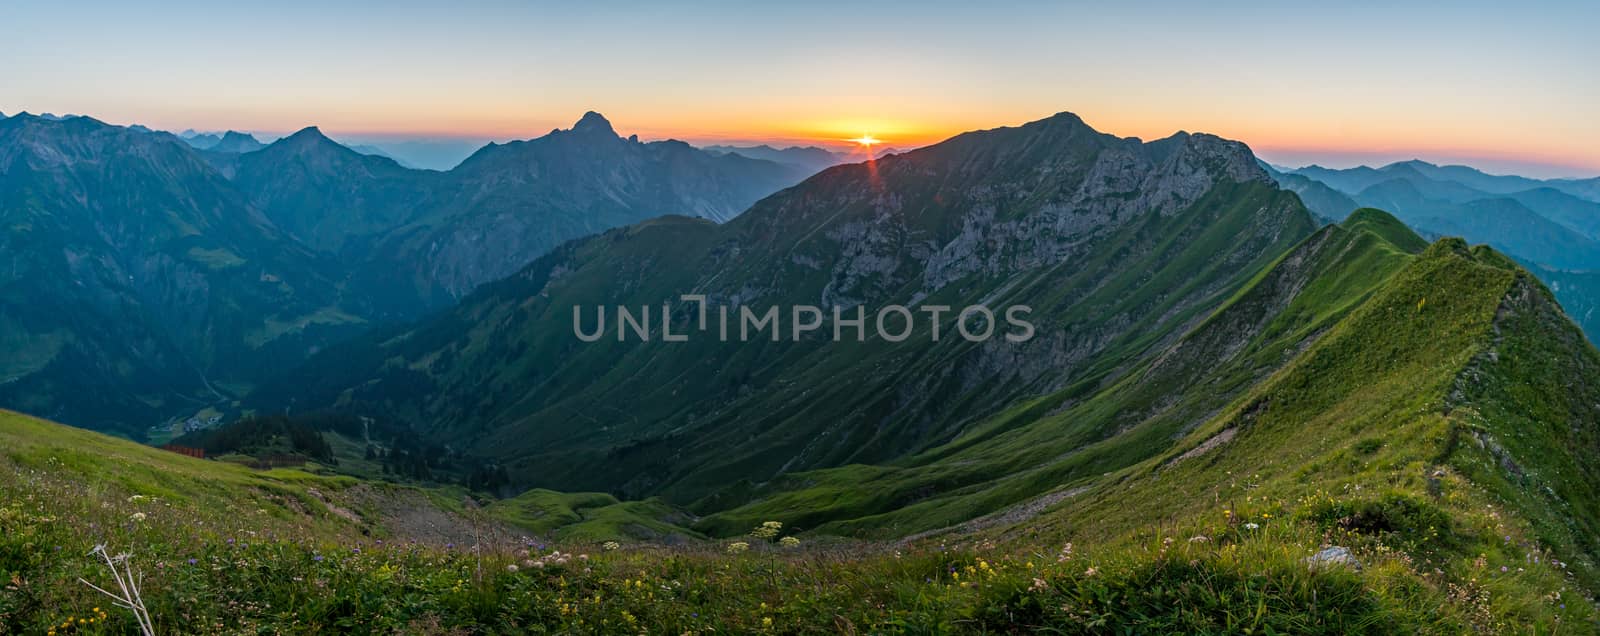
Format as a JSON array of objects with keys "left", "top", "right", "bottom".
[{"left": 5, "top": 2, "right": 1600, "bottom": 634}]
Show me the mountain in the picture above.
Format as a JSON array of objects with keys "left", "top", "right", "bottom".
[
  {"left": 342, "top": 142, "right": 415, "bottom": 167},
  {"left": 0, "top": 109, "right": 815, "bottom": 438},
  {"left": 178, "top": 130, "right": 222, "bottom": 148},
  {"left": 230, "top": 114, "right": 1600, "bottom": 628},
  {"left": 227, "top": 127, "right": 444, "bottom": 257},
  {"left": 1400, "top": 158, "right": 1574, "bottom": 196},
  {"left": 1278, "top": 162, "right": 1600, "bottom": 339},
  {"left": 1551, "top": 176, "right": 1600, "bottom": 202},
  {"left": 1404, "top": 197, "right": 1600, "bottom": 270},
  {"left": 1271, "top": 170, "right": 1359, "bottom": 222},
  {"left": 343, "top": 111, "right": 816, "bottom": 308},
  {"left": 201, "top": 112, "right": 813, "bottom": 311},
  {"left": 701, "top": 144, "right": 846, "bottom": 174},
  {"left": 329, "top": 137, "right": 488, "bottom": 171},
  {"left": 1299, "top": 159, "right": 1600, "bottom": 205},
  {"left": 0, "top": 114, "right": 370, "bottom": 438},
  {"left": 208, "top": 130, "right": 266, "bottom": 153},
  {"left": 255, "top": 112, "right": 1318, "bottom": 502},
  {"left": 1502, "top": 186, "right": 1600, "bottom": 239}
]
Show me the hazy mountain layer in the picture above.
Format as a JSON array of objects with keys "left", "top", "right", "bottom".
[
  {"left": 1275, "top": 160, "right": 1600, "bottom": 339},
  {"left": 0, "top": 112, "right": 808, "bottom": 435},
  {"left": 0, "top": 114, "right": 366, "bottom": 436}
]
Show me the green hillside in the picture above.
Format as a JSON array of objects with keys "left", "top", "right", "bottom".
[{"left": 7, "top": 222, "right": 1600, "bottom": 633}]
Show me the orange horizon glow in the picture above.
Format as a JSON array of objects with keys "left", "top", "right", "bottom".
[
  {"left": 34, "top": 104, "right": 1600, "bottom": 176},
  {"left": 845, "top": 134, "right": 882, "bottom": 147},
  {"left": 7, "top": 3, "right": 1598, "bottom": 177}
]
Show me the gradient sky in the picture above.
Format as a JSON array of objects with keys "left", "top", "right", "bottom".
[{"left": 3, "top": 1, "right": 1597, "bottom": 176}]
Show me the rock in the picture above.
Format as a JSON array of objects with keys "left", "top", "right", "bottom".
[{"left": 1305, "top": 546, "right": 1362, "bottom": 571}]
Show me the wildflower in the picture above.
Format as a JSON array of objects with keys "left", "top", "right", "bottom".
[
  {"left": 763, "top": 617, "right": 773, "bottom": 628},
  {"left": 1084, "top": 566, "right": 1099, "bottom": 578},
  {"left": 727, "top": 541, "right": 750, "bottom": 554},
  {"left": 1244, "top": 522, "right": 1260, "bottom": 530},
  {"left": 1188, "top": 535, "right": 1210, "bottom": 543},
  {"left": 751, "top": 521, "right": 783, "bottom": 540},
  {"left": 779, "top": 536, "right": 801, "bottom": 548},
  {"left": 1030, "top": 577, "right": 1049, "bottom": 591},
  {"left": 602, "top": 541, "right": 620, "bottom": 552},
  {"left": 506, "top": 564, "right": 520, "bottom": 573},
  {"left": 1057, "top": 543, "right": 1074, "bottom": 563},
  {"left": 187, "top": 558, "right": 198, "bottom": 565},
  {"left": 130, "top": 512, "right": 146, "bottom": 522},
  {"left": 127, "top": 495, "right": 145, "bottom": 503}
]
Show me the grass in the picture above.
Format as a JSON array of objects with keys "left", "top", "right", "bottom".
[
  {"left": 6, "top": 212, "right": 1600, "bottom": 632},
  {"left": 0, "top": 412, "right": 1519, "bottom": 634},
  {"left": 484, "top": 490, "right": 702, "bottom": 544}
]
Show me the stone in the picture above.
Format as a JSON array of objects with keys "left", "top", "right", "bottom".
[{"left": 1305, "top": 546, "right": 1362, "bottom": 571}]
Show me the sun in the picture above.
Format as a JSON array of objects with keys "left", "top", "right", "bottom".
[{"left": 845, "top": 134, "right": 881, "bottom": 147}]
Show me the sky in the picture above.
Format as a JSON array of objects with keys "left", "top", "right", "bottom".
[{"left": 3, "top": 1, "right": 1597, "bottom": 177}]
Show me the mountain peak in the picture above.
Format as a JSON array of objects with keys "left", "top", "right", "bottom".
[
  {"left": 273, "top": 127, "right": 341, "bottom": 151},
  {"left": 287, "top": 126, "right": 327, "bottom": 141},
  {"left": 220, "top": 130, "right": 257, "bottom": 142},
  {"left": 571, "top": 111, "right": 616, "bottom": 136},
  {"left": 211, "top": 130, "right": 267, "bottom": 153}
]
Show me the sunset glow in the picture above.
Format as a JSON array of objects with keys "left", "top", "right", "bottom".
[
  {"left": 2, "top": 2, "right": 1596, "bottom": 176},
  {"left": 846, "top": 134, "right": 882, "bottom": 147}
]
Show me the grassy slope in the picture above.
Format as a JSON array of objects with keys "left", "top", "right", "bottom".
[
  {"left": 696, "top": 210, "right": 1420, "bottom": 537},
  {"left": 7, "top": 218, "right": 1600, "bottom": 631},
  {"left": 989, "top": 234, "right": 1600, "bottom": 631},
  {"left": 0, "top": 409, "right": 363, "bottom": 541},
  {"left": 484, "top": 489, "right": 703, "bottom": 544}
]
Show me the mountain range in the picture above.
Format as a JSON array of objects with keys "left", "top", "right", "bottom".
[
  {"left": 1266, "top": 160, "right": 1600, "bottom": 338},
  {"left": 0, "top": 114, "right": 362, "bottom": 435},
  {"left": 701, "top": 143, "right": 900, "bottom": 174},
  {"left": 6, "top": 108, "right": 1600, "bottom": 630},
  {"left": 239, "top": 113, "right": 1438, "bottom": 531},
  {"left": 0, "top": 111, "right": 810, "bottom": 436}
]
